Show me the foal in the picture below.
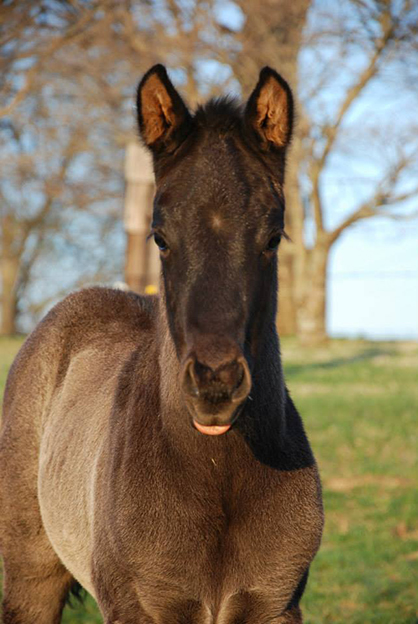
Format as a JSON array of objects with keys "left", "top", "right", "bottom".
[{"left": 0, "top": 65, "right": 323, "bottom": 623}]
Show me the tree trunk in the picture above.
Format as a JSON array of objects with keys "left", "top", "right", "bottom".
[
  {"left": 1, "top": 215, "right": 20, "bottom": 335},
  {"left": 277, "top": 251, "right": 297, "bottom": 335},
  {"left": 278, "top": 128, "right": 307, "bottom": 335},
  {"left": 296, "top": 243, "right": 329, "bottom": 345}
]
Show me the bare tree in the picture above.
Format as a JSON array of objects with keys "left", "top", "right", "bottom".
[
  {"left": 0, "top": 0, "right": 236, "bottom": 333},
  {"left": 223, "top": 0, "right": 418, "bottom": 343},
  {"left": 1, "top": 2, "right": 123, "bottom": 332},
  {"left": 1, "top": 0, "right": 416, "bottom": 340},
  {"left": 291, "top": 0, "right": 418, "bottom": 343},
  {"left": 0, "top": 89, "right": 122, "bottom": 333},
  {"left": 1, "top": 0, "right": 249, "bottom": 335}
]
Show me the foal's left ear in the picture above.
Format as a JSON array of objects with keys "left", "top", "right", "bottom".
[
  {"left": 137, "top": 64, "right": 192, "bottom": 155},
  {"left": 244, "top": 67, "right": 294, "bottom": 150}
]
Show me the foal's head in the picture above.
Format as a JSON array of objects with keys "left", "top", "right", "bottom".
[{"left": 137, "top": 65, "right": 293, "bottom": 435}]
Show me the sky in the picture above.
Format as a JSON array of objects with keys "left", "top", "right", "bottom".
[{"left": 328, "top": 224, "right": 418, "bottom": 340}]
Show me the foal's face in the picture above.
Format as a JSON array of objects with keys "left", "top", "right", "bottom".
[
  {"left": 137, "top": 65, "right": 293, "bottom": 434},
  {"left": 151, "top": 139, "right": 283, "bottom": 430}
]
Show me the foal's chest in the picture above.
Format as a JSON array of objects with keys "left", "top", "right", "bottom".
[{"left": 104, "top": 452, "right": 322, "bottom": 621}]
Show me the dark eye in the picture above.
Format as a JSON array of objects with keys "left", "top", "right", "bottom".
[
  {"left": 154, "top": 233, "right": 169, "bottom": 252},
  {"left": 266, "top": 234, "right": 281, "bottom": 251}
]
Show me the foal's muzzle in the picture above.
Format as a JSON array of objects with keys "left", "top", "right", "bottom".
[{"left": 181, "top": 350, "right": 251, "bottom": 434}]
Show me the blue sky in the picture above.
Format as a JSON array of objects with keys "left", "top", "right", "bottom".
[{"left": 328, "top": 224, "right": 418, "bottom": 340}]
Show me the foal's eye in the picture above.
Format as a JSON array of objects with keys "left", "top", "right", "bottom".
[
  {"left": 266, "top": 234, "right": 282, "bottom": 252},
  {"left": 154, "top": 234, "right": 169, "bottom": 252}
]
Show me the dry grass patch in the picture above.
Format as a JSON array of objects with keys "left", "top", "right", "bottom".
[{"left": 325, "top": 475, "right": 412, "bottom": 492}]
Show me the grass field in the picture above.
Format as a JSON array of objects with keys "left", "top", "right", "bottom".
[{"left": 1, "top": 336, "right": 417, "bottom": 623}]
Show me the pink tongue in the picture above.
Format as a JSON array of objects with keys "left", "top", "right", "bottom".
[{"left": 193, "top": 421, "right": 231, "bottom": 435}]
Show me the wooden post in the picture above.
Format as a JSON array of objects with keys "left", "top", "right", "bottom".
[{"left": 123, "top": 141, "right": 159, "bottom": 293}]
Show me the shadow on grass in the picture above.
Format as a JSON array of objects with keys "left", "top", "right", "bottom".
[{"left": 285, "top": 347, "right": 396, "bottom": 378}]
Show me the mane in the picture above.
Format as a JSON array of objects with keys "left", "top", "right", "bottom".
[{"left": 193, "top": 96, "right": 243, "bottom": 133}]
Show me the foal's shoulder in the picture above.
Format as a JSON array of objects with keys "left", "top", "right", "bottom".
[
  {"left": 3, "top": 288, "right": 159, "bottom": 415},
  {"left": 52, "top": 286, "right": 158, "bottom": 338},
  {"left": 58, "top": 286, "right": 156, "bottom": 320},
  {"left": 19, "top": 287, "right": 158, "bottom": 358}
]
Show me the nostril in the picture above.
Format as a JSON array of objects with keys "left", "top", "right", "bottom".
[
  {"left": 182, "top": 359, "right": 200, "bottom": 398},
  {"left": 231, "top": 358, "right": 251, "bottom": 402}
]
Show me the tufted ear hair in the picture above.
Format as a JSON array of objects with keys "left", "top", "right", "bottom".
[
  {"left": 244, "top": 67, "right": 294, "bottom": 150},
  {"left": 137, "top": 64, "right": 193, "bottom": 155}
]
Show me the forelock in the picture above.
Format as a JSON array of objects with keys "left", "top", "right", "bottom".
[{"left": 193, "top": 97, "right": 242, "bottom": 134}]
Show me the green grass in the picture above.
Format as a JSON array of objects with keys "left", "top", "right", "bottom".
[
  {"left": 1, "top": 336, "right": 417, "bottom": 623},
  {"left": 282, "top": 339, "right": 418, "bottom": 624}
]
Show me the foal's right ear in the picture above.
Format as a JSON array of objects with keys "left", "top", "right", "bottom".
[{"left": 137, "top": 65, "right": 192, "bottom": 155}]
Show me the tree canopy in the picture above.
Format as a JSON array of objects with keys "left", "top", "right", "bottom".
[{"left": 1, "top": 0, "right": 417, "bottom": 339}]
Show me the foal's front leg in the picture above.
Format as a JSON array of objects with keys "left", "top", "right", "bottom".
[
  {"left": 101, "top": 601, "right": 209, "bottom": 624},
  {"left": 99, "top": 597, "right": 154, "bottom": 624},
  {"left": 98, "top": 583, "right": 209, "bottom": 624},
  {"left": 95, "top": 580, "right": 153, "bottom": 624},
  {"left": 219, "top": 591, "right": 304, "bottom": 624},
  {"left": 276, "top": 606, "right": 303, "bottom": 623}
]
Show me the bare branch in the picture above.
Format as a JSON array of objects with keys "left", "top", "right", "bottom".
[
  {"left": 316, "top": 6, "right": 395, "bottom": 174},
  {"left": 0, "top": 4, "right": 100, "bottom": 118},
  {"left": 328, "top": 185, "right": 418, "bottom": 245}
]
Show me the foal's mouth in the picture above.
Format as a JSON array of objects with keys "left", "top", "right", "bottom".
[
  {"left": 185, "top": 381, "right": 250, "bottom": 435},
  {"left": 193, "top": 421, "right": 231, "bottom": 435},
  {"left": 191, "top": 399, "right": 247, "bottom": 436}
]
